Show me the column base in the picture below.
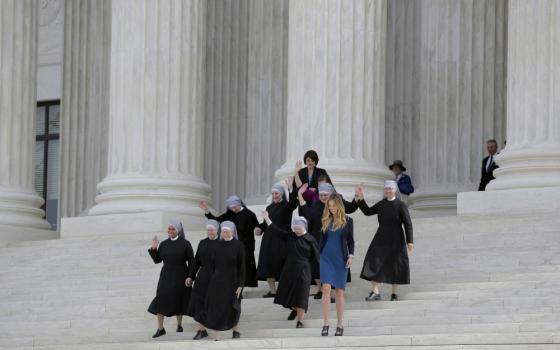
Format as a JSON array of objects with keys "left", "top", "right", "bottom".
[
  {"left": 88, "top": 175, "right": 212, "bottom": 216},
  {"left": 458, "top": 186, "right": 560, "bottom": 216},
  {"left": 0, "top": 187, "right": 51, "bottom": 229},
  {"left": 0, "top": 224, "right": 58, "bottom": 244},
  {"left": 408, "top": 184, "right": 476, "bottom": 216},
  {"left": 275, "top": 159, "right": 393, "bottom": 203}
]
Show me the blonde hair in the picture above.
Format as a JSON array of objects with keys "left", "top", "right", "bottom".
[{"left": 321, "top": 194, "right": 347, "bottom": 232}]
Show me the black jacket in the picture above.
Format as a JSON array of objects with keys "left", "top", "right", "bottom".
[
  {"left": 478, "top": 155, "right": 498, "bottom": 191},
  {"left": 319, "top": 216, "right": 354, "bottom": 261}
]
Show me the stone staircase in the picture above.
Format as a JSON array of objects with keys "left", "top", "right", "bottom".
[{"left": 0, "top": 211, "right": 559, "bottom": 349}]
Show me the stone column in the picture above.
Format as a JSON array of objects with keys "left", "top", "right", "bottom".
[
  {"left": 276, "top": 0, "right": 392, "bottom": 201},
  {"left": 59, "top": 0, "right": 110, "bottom": 218},
  {"left": 487, "top": 0, "right": 560, "bottom": 190},
  {"left": 0, "top": 0, "right": 51, "bottom": 231},
  {"left": 88, "top": 0, "right": 211, "bottom": 217},
  {"left": 389, "top": 0, "right": 507, "bottom": 214},
  {"left": 245, "top": 0, "right": 289, "bottom": 205}
]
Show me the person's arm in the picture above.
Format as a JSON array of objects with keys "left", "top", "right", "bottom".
[
  {"left": 357, "top": 199, "right": 380, "bottom": 216},
  {"left": 346, "top": 217, "right": 355, "bottom": 257},
  {"left": 287, "top": 183, "right": 300, "bottom": 211},
  {"left": 185, "top": 241, "right": 195, "bottom": 272},
  {"left": 342, "top": 196, "right": 359, "bottom": 214},
  {"left": 148, "top": 236, "right": 162, "bottom": 263},
  {"left": 310, "top": 237, "right": 320, "bottom": 268},
  {"left": 237, "top": 243, "right": 246, "bottom": 291},
  {"left": 294, "top": 161, "right": 303, "bottom": 188},
  {"left": 262, "top": 210, "right": 290, "bottom": 239},
  {"left": 400, "top": 202, "right": 414, "bottom": 245},
  {"left": 188, "top": 244, "right": 202, "bottom": 280}
]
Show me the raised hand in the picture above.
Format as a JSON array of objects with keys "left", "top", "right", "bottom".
[
  {"left": 198, "top": 201, "right": 209, "bottom": 213},
  {"left": 261, "top": 210, "right": 269, "bottom": 220},
  {"left": 235, "top": 287, "right": 242, "bottom": 299},
  {"left": 185, "top": 278, "right": 193, "bottom": 287},
  {"left": 298, "top": 183, "right": 309, "bottom": 195},
  {"left": 151, "top": 235, "right": 159, "bottom": 250},
  {"left": 295, "top": 160, "right": 303, "bottom": 171},
  {"left": 254, "top": 227, "right": 263, "bottom": 236},
  {"left": 407, "top": 243, "right": 414, "bottom": 253}
]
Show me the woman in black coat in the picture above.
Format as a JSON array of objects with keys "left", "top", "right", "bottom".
[
  {"left": 357, "top": 181, "right": 414, "bottom": 302},
  {"left": 255, "top": 180, "right": 298, "bottom": 297},
  {"left": 292, "top": 150, "right": 333, "bottom": 205},
  {"left": 262, "top": 213, "right": 319, "bottom": 328},
  {"left": 194, "top": 221, "right": 246, "bottom": 340},
  {"left": 199, "top": 195, "right": 259, "bottom": 287},
  {"left": 147, "top": 219, "right": 194, "bottom": 338},
  {"left": 186, "top": 219, "right": 220, "bottom": 340}
]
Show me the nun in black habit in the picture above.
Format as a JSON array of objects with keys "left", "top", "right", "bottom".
[
  {"left": 199, "top": 196, "right": 259, "bottom": 287},
  {"left": 297, "top": 182, "right": 359, "bottom": 298},
  {"left": 255, "top": 180, "right": 298, "bottom": 297},
  {"left": 356, "top": 180, "right": 414, "bottom": 302},
  {"left": 262, "top": 213, "right": 319, "bottom": 328},
  {"left": 186, "top": 219, "right": 220, "bottom": 340},
  {"left": 194, "top": 221, "right": 246, "bottom": 340},
  {"left": 147, "top": 219, "right": 194, "bottom": 338}
]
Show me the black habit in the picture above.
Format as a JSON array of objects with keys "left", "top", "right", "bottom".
[
  {"left": 268, "top": 223, "right": 320, "bottom": 311},
  {"left": 256, "top": 191, "right": 298, "bottom": 281},
  {"left": 358, "top": 198, "right": 413, "bottom": 285},
  {"left": 186, "top": 237, "right": 219, "bottom": 318},
  {"left": 147, "top": 237, "right": 194, "bottom": 317},
  {"left": 205, "top": 207, "right": 259, "bottom": 287},
  {"left": 195, "top": 239, "right": 246, "bottom": 331}
]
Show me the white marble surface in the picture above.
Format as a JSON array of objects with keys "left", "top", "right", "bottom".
[{"left": 37, "top": 0, "right": 64, "bottom": 102}]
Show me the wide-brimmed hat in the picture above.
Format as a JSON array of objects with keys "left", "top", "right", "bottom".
[{"left": 389, "top": 160, "right": 406, "bottom": 172}]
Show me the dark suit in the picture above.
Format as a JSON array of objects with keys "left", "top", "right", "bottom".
[{"left": 478, "top": 155, "right": 498, "bottom": 191}]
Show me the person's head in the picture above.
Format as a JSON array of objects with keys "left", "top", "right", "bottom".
[
  {"left": 384, "top": 180, "right": 398, "bottom": 199},
  {"left": 206, "top": 219, "right": 220, "bottom": 240},
  {"left": 486, "top": 139, "right": 498, "bottom": 155},
  {"left": 321, "top": 194, "right": 347, "bottom": 232},
  {"left": 317, "top": 174, "right": 329, "bottom": 185},
  {"left": 226, "top": 195, "right": 243, "bottom": 213},
  {"left": 220, "top": 221, "right": 237, "bottom": 241},
  {"left": 318, "top": 183, "right": 335, "bottom": 203},
  {"left": 303, "top": 150, "right": 319, "bottom": 168},
  {"left": 270, "top": 183, "right": 285, "bottom": 203},
  {"left": 389, "top": 160, "right": 406, "bottom": 176},
  {"left": 168, "top": 219, "right": 183, "bottom": 239},
  {"left": 291, "top": 216, "right": 308, "bottom": 236}
]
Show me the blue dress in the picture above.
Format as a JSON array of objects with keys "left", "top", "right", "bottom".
[{"left": 320, "top": 225, "right": 348, "bottom": 289}]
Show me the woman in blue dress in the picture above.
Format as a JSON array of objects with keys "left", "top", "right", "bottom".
[{"left": 319, "top": 194, "right": 354, "bottom": 337}]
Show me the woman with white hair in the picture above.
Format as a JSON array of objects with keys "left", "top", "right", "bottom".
[
  {"left": 261, "top": 212, "right": 320, "bottom": 328},
  {"left": 356, "top": 180, "right": 414, "bottom": 302},
  {"left": 147, "top": 219, "right": 194, "bottom": 338},
  {"left": 186, "top": 219, "right": 221, "bottom": 340},
  {"left": 195, "top": 221, "right": 245, "bottom": 340}
]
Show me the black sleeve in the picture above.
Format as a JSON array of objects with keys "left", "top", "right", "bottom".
[
  {"left": 346, "top": 217, "right": 355, "bottom": 256},
  {"left": 309, "top": 237, "right": 320, "bottom": 267},
  {"left": 287, "top": 188, "right": 299, "bottom": 211},
  {"left": 148, "top": 246, "right": 162, "bottom": 264},
  {"left": 357, "top": 199, "right": 380, "bottom": 216},
  {"left": 205, "top": 211, "right": 230, "bottom": 222},
  {"left": 237, "top": 243, "right": 246, "bottom": 287},
  {"left": 343, "top": 197, "right": 359, "bottom": 214},
  {"left": 268, "top": 222, "right": 291, "bottom": 240},
  {"left": 400, "top": 202, "right": 413, "bottom": 244},
  {"left": 185, "top": 241, "right": 195, "bottom": 276},
  {"left": 257, "top": 221, "right": 268, "bottom": 232},
  {"left": 188, "top": 243, "right": 202, "bottom": 280},
  {"left": 299, "top": 202, "right": 313, "bottom": 219}
]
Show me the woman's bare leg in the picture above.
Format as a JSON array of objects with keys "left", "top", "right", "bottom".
[
  {"left": 335, "top": 289, "right": 345, "bottom": 327},
  {"left": 267, "top": 278, "right": 277, "bottom": 294},
  {"left": 321, "top": 283, "right": 332, "bottom": 325},
  {"left": 157, "top": 314, "right": 164, "bottom": 330}
]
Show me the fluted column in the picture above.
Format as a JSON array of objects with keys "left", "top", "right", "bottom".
[
  {"left": 276, "top": 0, "right": 392, "bottom": 200},
  {"left": 0, "top": 0, "right": 50, "bottom": 230},
  {"left": 399, "top": 0, "right": 507, "bottom": 213},
  {"left": 245, "top": 0, "right": 289, "bottom": 204},
  {"left": 88, "top": 0, "right": 211, "bottom": 216},
  {"left": 59, "top": 0, "right": 110, "bottom": 218},
  {"left": 487, "top": 0, "right": 560, "bottom": 190}
]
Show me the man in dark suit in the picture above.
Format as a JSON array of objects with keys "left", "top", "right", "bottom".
[
  {"left": 389, "top": 160, "right": 414, "bottom": 195},
  {"left": 478, "top": 139, "right": 499, "bottom": 191}
]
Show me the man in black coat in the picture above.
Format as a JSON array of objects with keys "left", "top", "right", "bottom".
[{"left": 478, "top": 139, "right": 499, "bottom": 191}]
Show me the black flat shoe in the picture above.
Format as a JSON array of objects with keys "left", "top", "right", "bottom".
[
  {"left": 296, "top": 321, "right": 303, "bottom": 328},
  {"left": 193, "top": 330, "right": 208, "bottom": 340},
  {"left": 321, "top": 325, "right": 329, "bottom": 336},
  {"left": 176, "top": 325, "right": 183, "bottom": 332},
  {"left": 313, "top": 291, "right": 323, "bottom": 299},
  {"left": 263, "top": 291, "right": 276, "bottom": 298},
  {"left": 391, "top": 293, "right": 398, "bottom": 301},
  {"left": 152, "top": 328, "right": 166, "bottom": 338},
  {"left": 287, "top": 310, "right": 297, "bottom": 320},
  {"left": 335, "top": 327, "right": 344, "bottom": 336},
  {"left": 330, "top": 297, "right": 336, "bottom": 303},
  {"left": 232, "top": 330, "right": 241, "bottom": 339},
  {"left": 365, "top": 291, "right": 381, "bottom": 301}
]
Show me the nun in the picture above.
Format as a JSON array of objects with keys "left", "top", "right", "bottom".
[
  {"left": 199, "top": 196, "right": 259, "bottom": 288},
  {"left": 147, "top": 219, "right": 194, "bottom": 338},
  {"left": 356, "top": 180, "right": 414, "bottom": 302},
  {"left": 186, "top": 219, "right": 220, "bottom": 340},
  {"left": 195, "top": 221, "right": 246, "bottom": 340},
  {"left": 255, "top": 180, "right": 298, "bottom": 298},
  {"left": 262, "top": 213, "right": 319, "bottom": 328},
  {"left": 297, "top": 182, "right": 360, "bottom": 299}
]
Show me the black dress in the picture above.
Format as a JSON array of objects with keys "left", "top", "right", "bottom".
[
  {"left": 195, "top": 239, "right": 246, "bottom": 331},
  {"left": 268, "top": 224, "right": 319, "bottom": 311},
  {"left": 256, "top": 191, "right": 298, "bottom": 281},
  {"left": 358, "top": 198, "right": 413, "bottom": 284},
  {"left": 205, "top": 207, "right": 259, "bottom": 287},
  {"left": 147, "top": 237, "right": 194, "bottom": 316},
  {"left": 186, "top": 237, "right": 219, "bottom": 318},
  {"left": 299, "top": 196, "right": 358, "bottom": 282}
]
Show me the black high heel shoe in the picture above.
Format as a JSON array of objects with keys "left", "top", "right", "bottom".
[
  {"left": 321, "top": 325, "right": 329, "bottom": 336},
  {"left": 152, "top": 328, "right": 166, "bottom": 338},
  {"left": 335, "top": 327, "right": 344, "bottom": 336},
  {"left": 287, "top": 310, "right": 297, "bottom": 320},
  {"left": 296, "top": 321, "right": 303, "bottom": 328}
]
